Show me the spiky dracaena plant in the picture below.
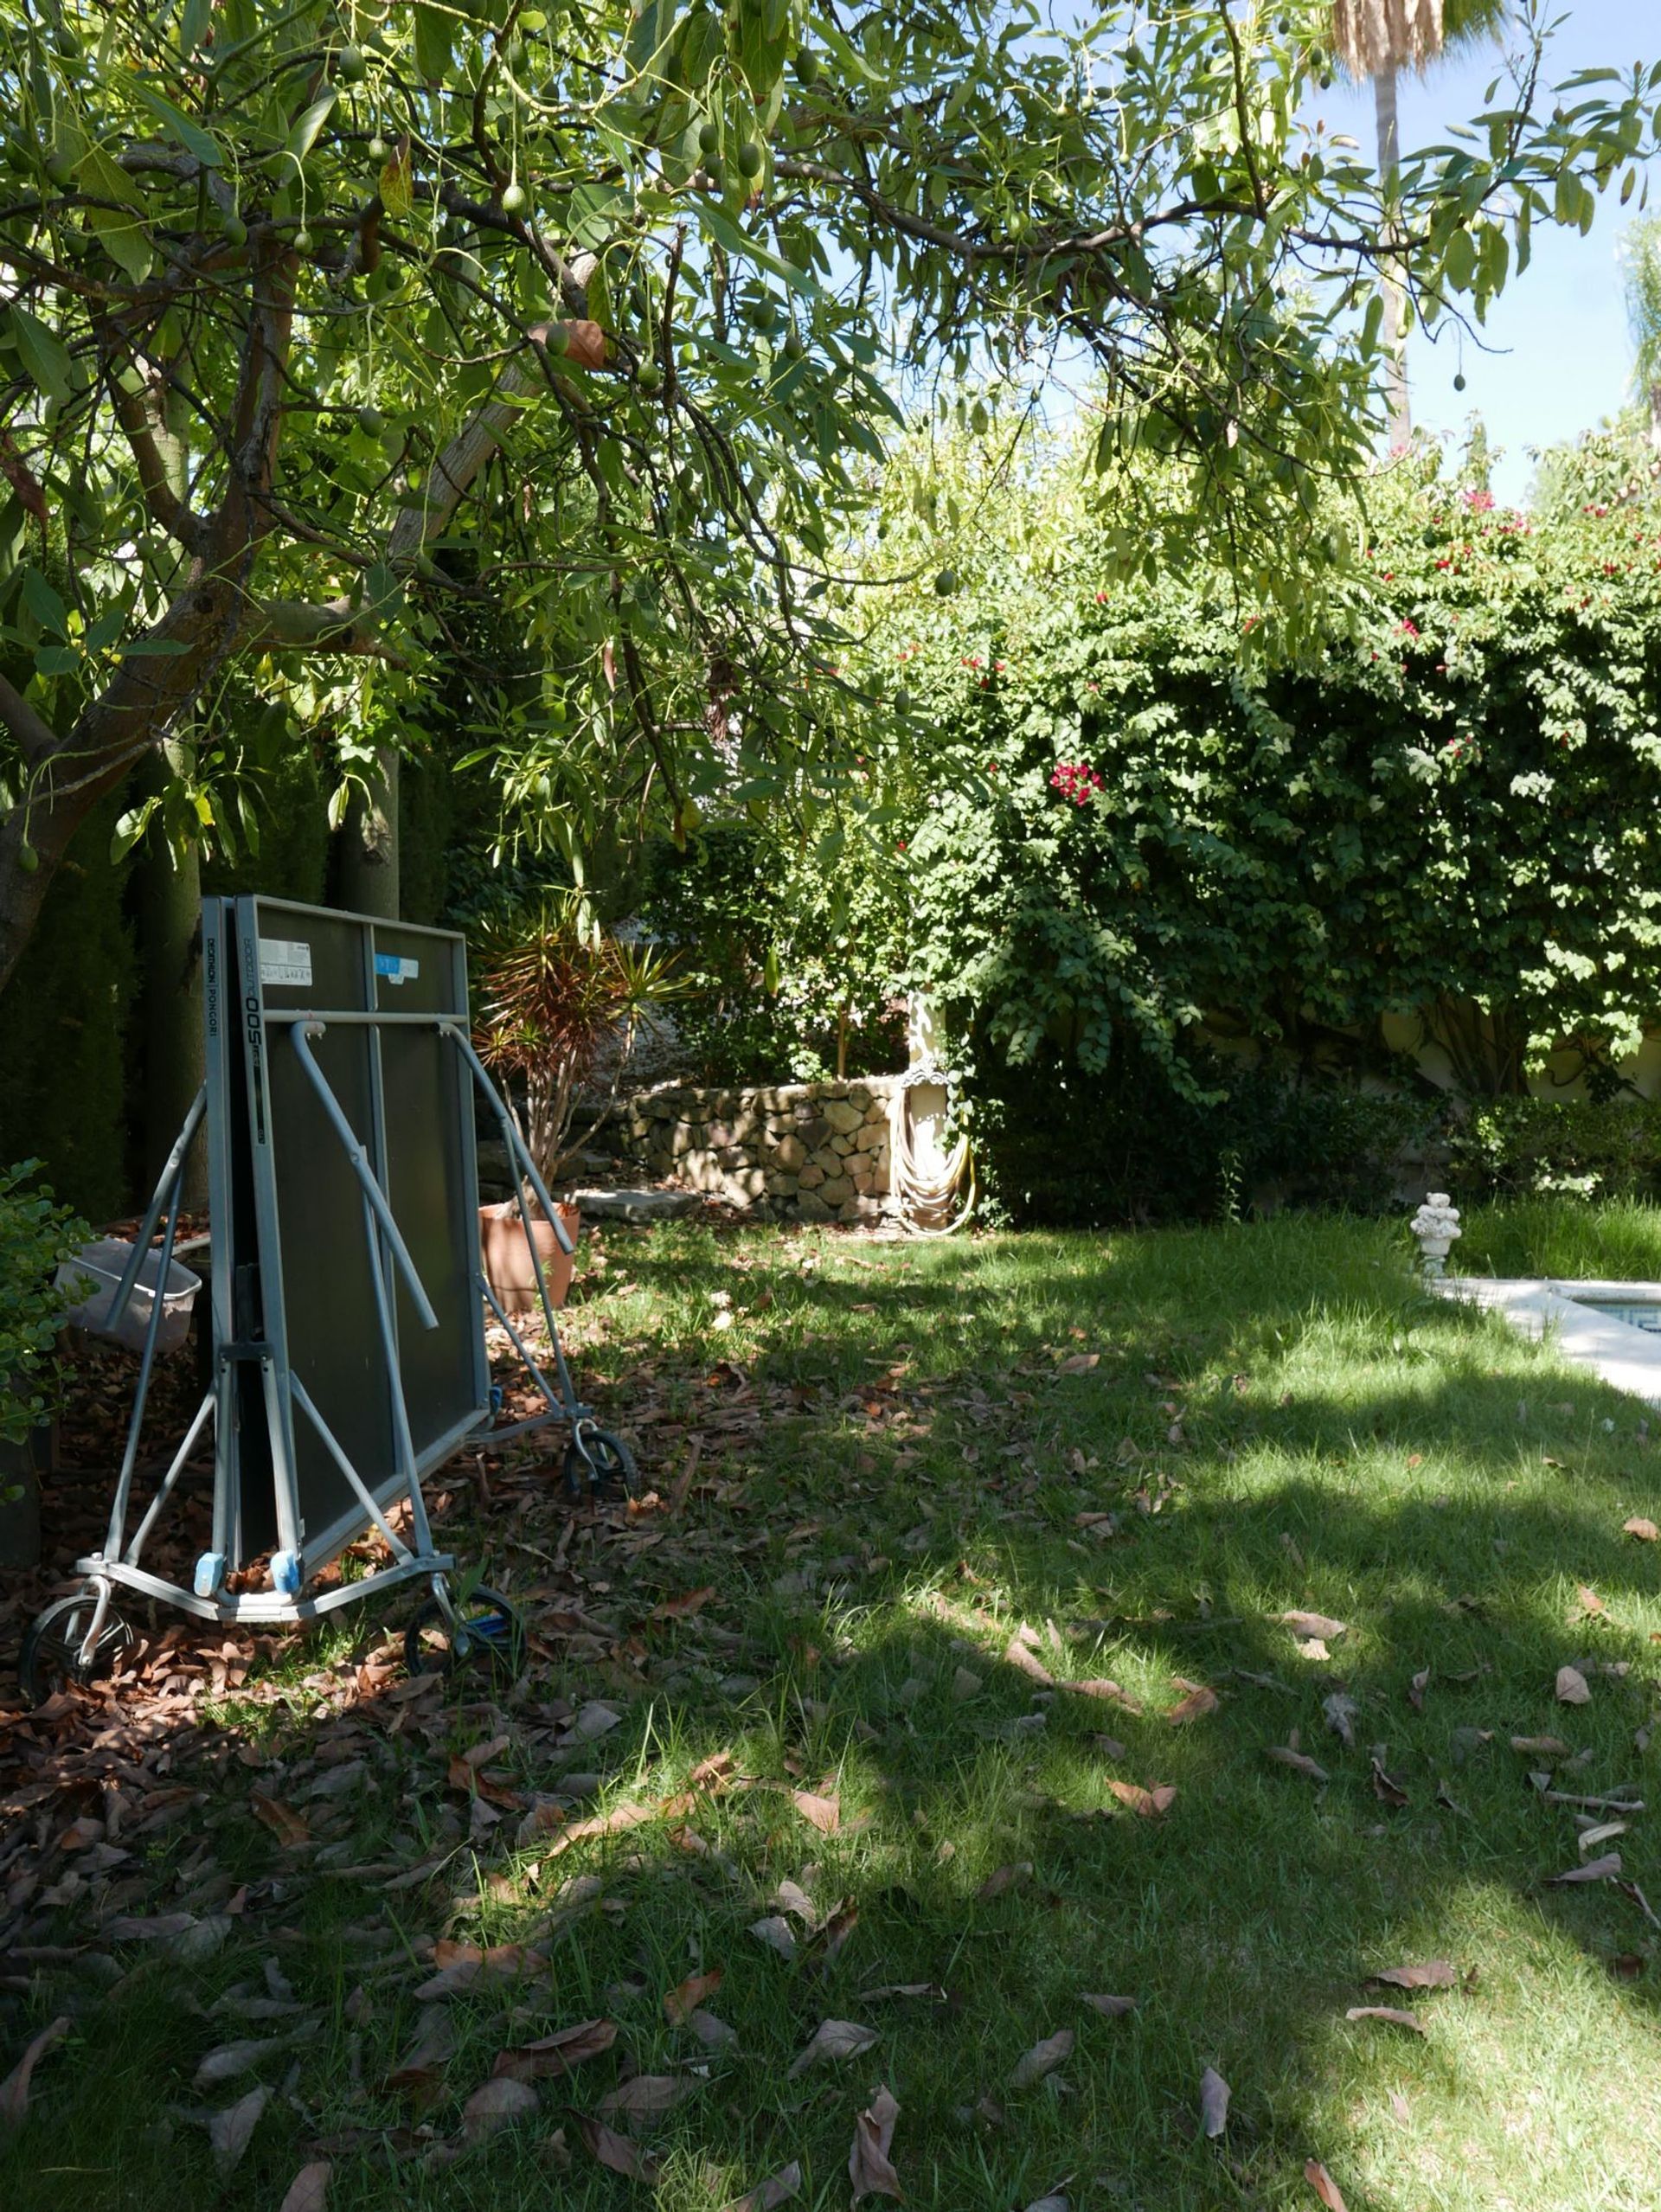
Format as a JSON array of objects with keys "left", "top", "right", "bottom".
[
  {"left": 1333, "top": 0, "right": 1512, "bottom": 447},
  {"left": 472, "top": 898, "right": 685, "bottom": 1197}
]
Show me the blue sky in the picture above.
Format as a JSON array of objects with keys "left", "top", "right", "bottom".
[{"left": 1313, "top": 0, "right": 1661, "bottom": 503}]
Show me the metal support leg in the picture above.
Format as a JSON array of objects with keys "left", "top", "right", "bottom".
[
  {"left": 123, "top": 1390, "right": 215, "bottom": 1566},
  {"left": 106, "top": 1087, "right": 205, "bottom": 1335},
  {"left": 102, "top": 1164, "right": 189, "bottom": 1561},
  {"left": 289, "top": 1024, "right": 439, "bottom": 1330},
  {"left": 292, "top": 1380, "right": 417, "bottom": 1564}
]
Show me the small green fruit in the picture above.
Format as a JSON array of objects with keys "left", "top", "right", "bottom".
[
  {"left": 637, "top": 362, "right": 663, "bottom": 396},
  {"left": 221, "top": 211, "right": 248, "bottom": 247},
  {"left": 55, "top": 25, "right": 80, "bottom": 59},
  {"left": 337, "top": 43, "right": 366, "bottom": 82},
  {"left": 17, "top": 839, "right": 38, "bottom": 874},
  {"left": 356, "top": 404, "right": 385, "bottom": 435},
  {"left": 368, "top": 135, "right": 388, "bottom": 164},
  {"left": 782, "top": 328, "right": 805, "bottom": 362},
  {"left": 697, "top": 120, "right": 719, "bottom": 157},
  {"left": 894, "top": 688, "right": 911, "bottom": 715},
  {"left": 501, "top": 180, "right": 528, "bottom": 214},
  {"left": 292, "top": 225, "right": 314, "bottom": 253},
  {"left": 934, "top": 567, "right": 958, "bottom": 596},
  {"left": 705, "top": 162, "right": 722, "bottom": 191},
  {"left": 795, "top": 47, "right": 818, "bottom": 87},
  {"left": 45, "top": 149, "right": 74, "bottom": 189},
  {"left": 1453, "top": 371, "right": 1466, "bottom": 392},
  {"left": 736, "top": 140, "right": 763, "bottom": 179}
]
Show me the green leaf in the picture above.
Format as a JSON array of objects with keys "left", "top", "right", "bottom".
[
  {"left": 19, "top": 567, "right": 68, "bottom": 638},
  {"left": 698, "top": 200, "right": 818, "bottom": 298},
  {"left": 128, "top": 80, "right": 224, "bottom": 168},
  {"left": 285, "top": 89, "right": 337, "bottom": 170},
  {"left": 9, "top": 308, "right": 74, "bottom": 406}
]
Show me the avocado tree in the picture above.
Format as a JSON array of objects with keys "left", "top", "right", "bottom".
[{"left": 0, "top": 0, "right": 1656, "bottom": 997}]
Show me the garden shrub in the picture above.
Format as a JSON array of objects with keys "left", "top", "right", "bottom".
[
  {"left": 0, "top": 1162, "right": 87, "bottom": 1446},
  {"left": 1446, "top": 1095, "right": 1661, "bottom": 1201},
  {"left": 963, "top": 1045, "right": 1436, "bottom": 1226}
]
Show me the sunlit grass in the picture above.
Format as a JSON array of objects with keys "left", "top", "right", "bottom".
[{"left": 8, "top": 1204, "right": 1661, "bottom": 2209}]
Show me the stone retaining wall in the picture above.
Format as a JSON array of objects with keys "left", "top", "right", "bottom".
[{"left": 619, "top": 1077, "right": 903, "bottom": 1222}]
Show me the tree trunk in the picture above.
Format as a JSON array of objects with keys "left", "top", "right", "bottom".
[
  {"left": 1650, "top": 381, "right": 1661, "bottom": 453},
  {"left": 132, "top": 748, "right": 208, "bottom": 1207},
  {"left": 335, "top": 748, "right": 401, "bottom": 920},
  {"left": 1375, "top": 67, "right": 1412, "bottom": 452}
]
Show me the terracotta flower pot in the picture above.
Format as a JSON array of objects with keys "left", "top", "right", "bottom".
[{"left": 478, "top": 1199, "right": 580, "bottom": 1316}]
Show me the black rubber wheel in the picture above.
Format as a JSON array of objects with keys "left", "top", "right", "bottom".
[
  {"left": 20, "top": 1589, "right": 134, "bottom": 1705},
  {"left": 563, "top": 1426, "right": 640, "bottom": 1503},
  {"left": 403, "top": 1586, "right": 525, "bottom": 1679}
]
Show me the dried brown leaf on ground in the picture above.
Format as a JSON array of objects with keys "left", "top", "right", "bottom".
[
  {"left": 1408, "top": 1669, "right": 1429, "bottom": 1712},
  {"left": 976, "top": 1861, "right": 1034, "bottom": 1901},
  {"left": 1067, "top": 1679, "right": 1142, "bottom": 1711},
  {"left": 600, "top": 2073, "right": 695, "bottom": 2117},
  {"left": 723, "top": 2161, "right": 804, "bottom": 2212},
  {"left": 547, "top": 1801, "right": 657, "bottom": 1857},
  {"left": 664, "top": 1970, "right": 723, "bottom": 2024},
  {"left": 1577, "top": 1585, "right": 1607, "bottom": 1619},
  {"left": 1344, "top": 2006, "right": 1425, "bottom": 2035},
  {"left": 1105, "top": 1780, "right": 1177, "bottom": 1818},
  {"left": 849, "top": 2086, "right": 903, "bottom": 2202},
  {"left": 0, "top": 2015, "right": 69, "bottom": 2128},
  {"left": 1366, "top": 1962, "right": 1455, "bottom": 1991},
  {"left": 1323, "top": 1693, "right": 1358, "bottom": 1747},
  {"left": 1010, "top": 2029, "right": 1074, "bottom": 2088},
  {"left": 860, "top": 1984, "right": 946, "bottom": 2004},
  {"left": 278, "top": 2162, "right": 331, "bottom": 2212},
  {"left": 1266, "top": 1745, "right": 1329, "bottom": 1783},
  {"left": 1082, "top": 1992, "right": 1137, "bottom": 2016},
  {"left": 787, "top": 2019, "right": 879, "bottom": 2077},
  {"left": 749, "top": 1915, "right": 798, "bottom": 1960},
  {"left": 387, "top": 2009, "right": 456, "bottom": 2096},
  {"left": 1556, "top": 1665, "right": 1592, "bottom": 1706},
  {"left": 691, "top": 1751, "right": 736, "bottom": 1787},
  {"left": 688, "top": 2009, "right": 739, "bottom": 2049},
  {"left": 249, "top": 1792, "right": 310, "bottom": 1846},
  {"left": 1199, "top": 2066, "right": 1230, "bottom": 2138},
  {"left": 1370, "top": 1756, "right": 1409, "bottom": 1807},
  {"left": 1058, "top": 1351, "right": 1100, "bottom": 1374},
  {"left": 1023, "top": 2196, "right": 1070, "bottom": 2212},
  {"left": 1510, "top": 1734, "right": 1572, "bottom": 1760},
  {"left": 416, "top": 1940, "right": 548, "bottom": 1999},
  {"left": 791, "top": 1789, "right": 840, "bottom": 1835},
  {"left": 1167, "top": 1680, "right": 1219, "bottom": 1725},
  {"left": 193, "top": 2035, "right": 292, "bottom": 2087},
  {"left": 574, "top": 2113, "right": 662, "bottom": 2183},
  {"left": 1282, "top": 1611, "right": 1348, "bottom": 1642},
  {"left": 651, "top": 1586, "right": 715, "bottom": 1620},
  {"left": 493, "top": 2018, "right": 617, "bottom": 2082},
  {"left": 1004, "top": 1638, "right": 1055, "bottom": 1687},
  {"left": 1549, "top": 1851, "right": 1622, "bottom": 1885},
  {"left": 208, "top": 2085, "right": 270, "bottom": 2177},
  {"left": 1305, "top": 2158, "right": 1349, "bottom": 2210},
  {"left": 1624, "top": 1516, "right": 1659, "bottom": 1542}
]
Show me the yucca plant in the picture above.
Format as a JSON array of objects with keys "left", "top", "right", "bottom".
[{"left": 472, "top": 896, "right": 685, "bottom": 1194}]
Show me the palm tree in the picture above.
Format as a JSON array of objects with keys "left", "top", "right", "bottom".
[
  {"left": 1622, "top": 215, "right": 1661, "bottom": 452},
  {"left": 1334, "top": 0, "right": 1511, "bottom": 449}
]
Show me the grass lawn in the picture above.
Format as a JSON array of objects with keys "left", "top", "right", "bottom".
[{"left": 7, "top": 1205, "right": 1661, "bottom": 2212}]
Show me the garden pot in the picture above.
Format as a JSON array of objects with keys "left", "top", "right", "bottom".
[{"left": 478, "top": 1199, "right": 580, "bottom": 1316}]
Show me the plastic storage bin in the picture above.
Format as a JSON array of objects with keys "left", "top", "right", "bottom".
[{"left": 55, "top": 1239, "right": 202, "bottom": 1356}]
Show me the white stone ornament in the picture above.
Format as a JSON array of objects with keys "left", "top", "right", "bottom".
[{"left": 1409, "top": 1192, "right": 1461, "bottom": 1279}]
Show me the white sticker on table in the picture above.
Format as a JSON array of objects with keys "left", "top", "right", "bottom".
[{"left": 259, "top": 939, "right": 313, "bottom": 988}]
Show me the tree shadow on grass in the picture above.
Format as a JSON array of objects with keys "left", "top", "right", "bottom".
[{"left": 9, "top": 1218, "right": 1661, "bottom": 2209}]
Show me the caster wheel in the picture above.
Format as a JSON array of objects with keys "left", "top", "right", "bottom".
[
  {"left": 404, "top": 1586, "right": 525, "bottom": 1679},
  {"left": 21, "top": 1589, "right": 133, "bottom": 1704},
  {"left": 563, "top": 1426, "right": 639, "bottom": 1503}
]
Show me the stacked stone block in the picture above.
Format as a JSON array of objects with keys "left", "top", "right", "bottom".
[{"left": 619, "top": 1078, "right": 901, "bottom": 1223}]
